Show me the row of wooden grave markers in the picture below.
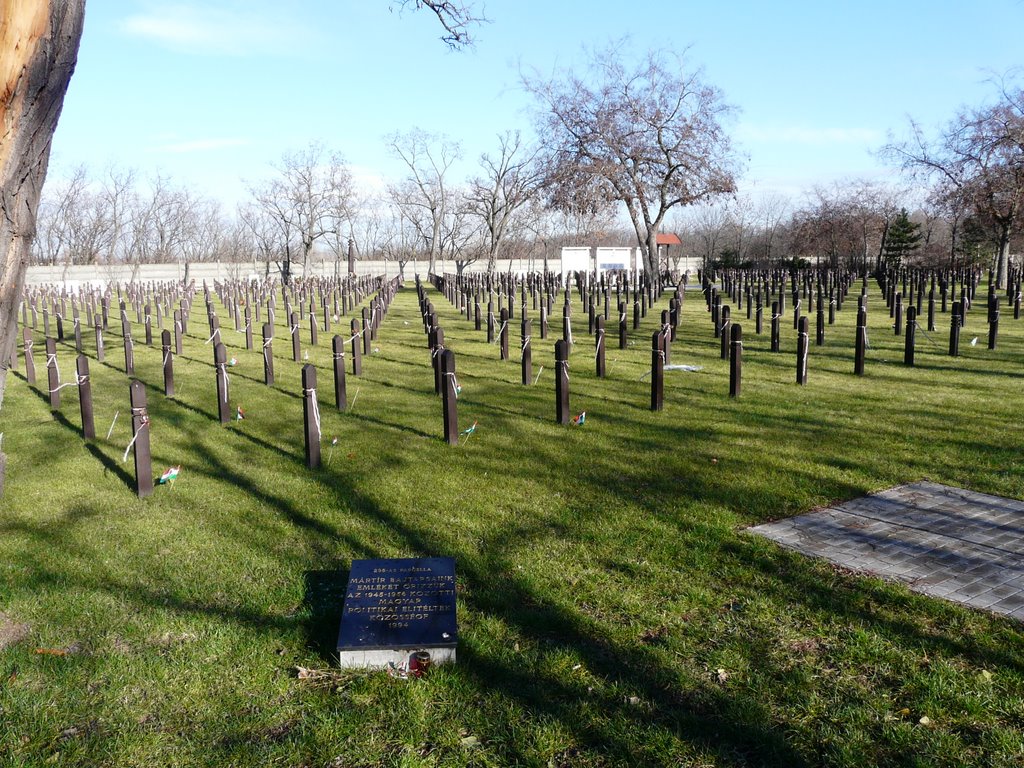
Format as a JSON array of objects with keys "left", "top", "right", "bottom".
[
  {"left": 14, "top": 264, "right": 1022, "bottom": 490},
  {"left": 16, "top": 273, "right": 400, "bottom": 494},
  {"left": 417, "top": 263, "right": 1020, "bottom": 424}
]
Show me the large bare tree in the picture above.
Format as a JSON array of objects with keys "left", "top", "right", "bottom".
[
  {"left": 525, "top": 45, "right": 741, "bottom": 272},
  {"left": 466, "top": 130, "right": 544, "bottom": 274},
  {"left": 754, "top": 193, "right": 790, "bottom": 265},
  {"left": 683, "top": 200, "right": 732, "bottom": 269},
  {"left": 379, "top": 201, "right": 423, "bottom": 278},
  {"left": 440, "top": 193, "right": 483, "bottom": 276},
  {"left": 252, "top": 143, "right": 353, "bottom": 284},
  {"left": 884, "top": 79, "right": 1024, "bottom": 287},
  {"left": 34, "top": 163, "right": 87, "bottom": 267},
  {"left": 789, "top": 181, "right": 901, "bottom": 272},
  {"left": 386, "top": 129, "right": 461, "bottom": 276},
  {"left": 239, "top": 202, "right": 286, "bottom": 279}
]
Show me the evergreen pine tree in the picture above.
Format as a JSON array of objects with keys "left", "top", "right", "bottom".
[{"left": 882, "top": 208, "right": 922, "bottom": 269}]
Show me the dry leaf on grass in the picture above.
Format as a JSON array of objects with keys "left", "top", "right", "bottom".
[{"left": 293, "top": 666, "right": 351, "bottom": 691}]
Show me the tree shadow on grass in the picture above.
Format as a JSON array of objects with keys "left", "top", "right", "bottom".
[
  {"left": 345, "top": 410, "right": 434, "bottom": 441},
  {"left": 14, "top": 373, "right": 139, "bottom": 492},
  {"left": 182, "top": 431, "right": 376, "bottom": 562},
  {"left": 727, "top": 535, "right": 1024, "bottom": 675},
  {"left": 302, "top": 568, "right": 349, "bottom": 661},
  {"left": 14, "top": 288, "right": 1019, "bottom": 765},
  {"left": 305, "top": 473, "right": 814, "bottom": 767},
  {"left": 84, "top": 442, "right": 136, "bottom": 490}
]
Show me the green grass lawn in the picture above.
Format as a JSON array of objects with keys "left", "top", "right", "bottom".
[{"left": 1, "top": 276, "right": 1022, "bottom": 767}]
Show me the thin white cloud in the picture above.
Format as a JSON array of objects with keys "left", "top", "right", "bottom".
[
  {"left": 119, "top": 3, "right": 315, "bottom": 56},
  {"left": 151, "top": 138, "right": 251, "bottom": 154},
  {"left": 737, "top": 124, "right": 883, "bottom": 145}
]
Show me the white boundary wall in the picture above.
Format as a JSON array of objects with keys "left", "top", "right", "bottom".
[
  {"left": 559, "top": 247, "right": 592, "bottom": 277},
  {"left": 25, "top": 254, "right": 705, "bottom": 288}
]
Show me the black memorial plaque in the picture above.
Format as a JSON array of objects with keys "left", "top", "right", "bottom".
[{"left": 336, "top": 556, "right": 457, "bottom": 667}]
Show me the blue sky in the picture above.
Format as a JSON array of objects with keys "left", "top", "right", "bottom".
[{"left": 49, "top": 1, "right": 1024, "bottom": 207}]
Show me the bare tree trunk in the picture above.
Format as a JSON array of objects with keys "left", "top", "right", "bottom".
[
  {"left": 996, "top": 226, "right": 1010, "bottom": 289},
  {"left": 0, "top": 1, "right": 86, "bottom": 496},
  {"left": 948, "top": 217, "right": 960, "bottom": 268},
  {"left": 645, "top": 229, "right": 658, "bottom": 273},
  {"left": 302, "top": 239, "right": 313, "bottom": 279},
  {"left": 875, "top": 221, "right": 890, "bottom": 274}
]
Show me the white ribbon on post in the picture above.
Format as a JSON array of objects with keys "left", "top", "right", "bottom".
[
  {"left": 304, "top": 387, "right": 322, "bottom": 443},
  {"left": 122, "top": 407, "right": 149, "bottom": 463},
  {"left": 218, "top": 363, "right": 230, "bottom": 403},
  {"left": 49, "top": 373, "right": 88, "bottom": 394},
  {"left": 444, "top": 371, "right": 460, "bottom": 398},
  {"left": 45, "top": 353, "right": 60, "bottom": 383}
]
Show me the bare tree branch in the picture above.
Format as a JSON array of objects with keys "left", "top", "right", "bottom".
[
  {"left": 524, "top": 44, "right": 741, "bottom": 272},
  {"left": 882, "top": 78, "right": 1024, "bottom": 285},
  {"left": 393, "top": 0, "right": 487, "bottom": 48}
]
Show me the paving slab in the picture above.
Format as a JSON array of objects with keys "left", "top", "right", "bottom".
[{"left": 748, "top": 481, "right": 1024, "bottom": 621}]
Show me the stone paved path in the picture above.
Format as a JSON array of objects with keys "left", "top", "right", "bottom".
[{"left": 748, "top": 481, "right": 1024, "bottom": 621}]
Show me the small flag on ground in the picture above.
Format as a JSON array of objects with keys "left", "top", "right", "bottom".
[
  {"left": 236, "top": 406, "right": 245, "bottom": 421},
  {"left": 572, "top": 411, "right": 586, "bottom": 426},
  {"left": 159, "top": 466, "right": 180, "bottom": 484},
  {"left": 461, "top": 421, "right": 478, "bottom": 436},
  {"left": 229, "top": 357, "right": 237, "bottom": 366}
]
